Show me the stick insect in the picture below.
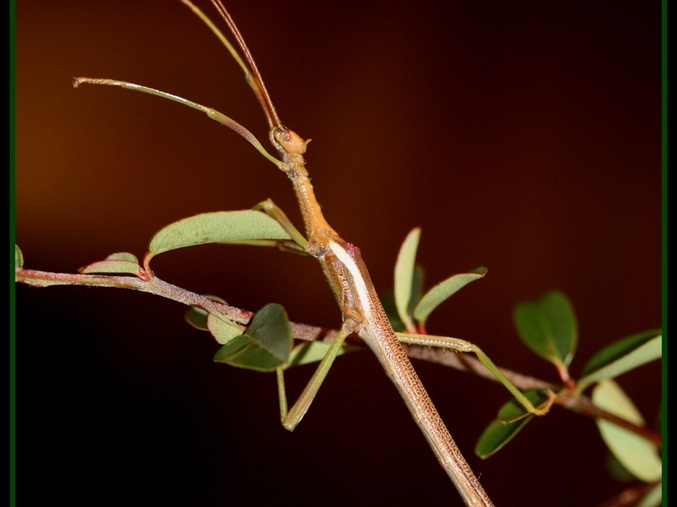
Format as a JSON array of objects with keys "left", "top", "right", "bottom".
[{"left": 72, "top": 1, "right": 552, "bottom": 505}]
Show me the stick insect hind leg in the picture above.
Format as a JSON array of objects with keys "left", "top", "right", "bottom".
[
  {"left": 273, "top": 307, "right": 555, "bottom": 436},
  {"left": 395, "top": 333, "right": 556, "bottom": 418}
]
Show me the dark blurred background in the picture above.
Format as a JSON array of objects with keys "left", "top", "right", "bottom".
[{"left": 15, "top": 1, "right": 661, "bottom": 505}]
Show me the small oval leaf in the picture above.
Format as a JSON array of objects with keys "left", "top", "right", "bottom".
[
  {"left": 184, "top": 295, "right": 229, "bottom": 332},
  {"left": 578, "top": 330, "right": 662, "bottom": 391},
  {"left": 207, "top": 312, "right": 244, "bottom": 344},
  {"left": 105, "top": 252, "right": 139, "bottom": 262},
  {"left": 79, "top": 252, "right": 142, "bottom": 275},
  {"left": 592, "top": 380, "right": 662, "bottom": 482},
  {"left": 475, "top": 390, "right": 548, "bottom": 458},
  {"left": 14, "top": 244, "right": 24, "bottom": 270},
  {"left": 513, "top": 290, "right": 577, "bottom": 369},
  {"left": 394, "top": 228, "right": 421, "bottom": 330},
  {"left": 475, "top": 418, "right": 533, "bottom": 459},
  {"left": 185, "top": 306, "right": 210, "bottom": 331},
  {"left": 149, "top": 210, "right": 291, "bottom": 256},
  {"left": 213, "top": 303, "right": 292, "bottom": 372},
  {"left": 413, "top": 267, "right": 487, "bottom": 324}
]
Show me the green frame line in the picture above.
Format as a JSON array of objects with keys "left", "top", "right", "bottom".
[
  {"left": 660, "top": 0, "right": 667, "bottom": 504},
  {"left": 9, "top": 0, "right": 17, "bottom": 506}
]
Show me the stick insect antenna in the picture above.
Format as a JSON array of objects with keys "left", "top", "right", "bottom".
[{"left": 204, "top": 0, "right": 284, "bottom": 132}]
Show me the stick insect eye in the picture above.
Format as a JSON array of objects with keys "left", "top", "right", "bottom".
[{"left": 274, "top": 127, "right": 309, "bottom": 155}]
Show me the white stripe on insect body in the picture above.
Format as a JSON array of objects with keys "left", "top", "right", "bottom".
[{"left": 327, "top": 240, "right": 376, "bottom": 323}]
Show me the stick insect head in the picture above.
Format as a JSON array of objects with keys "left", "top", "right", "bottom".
[{"left": 272, "top": 127, "right": 310, "bottom": 157}]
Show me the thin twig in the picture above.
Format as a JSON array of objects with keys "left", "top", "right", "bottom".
[{"left": 15, "top": 266, "right": 661, "bottom": 448}]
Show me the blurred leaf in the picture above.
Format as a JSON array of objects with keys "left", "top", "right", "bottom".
[
  {"left": 578, "top": 330, "right": 662, "bottom": 391},
  {"left": 409, "top": 265, "right": 425, "bottom": 318},
  {"left": 394, "top": 228, "right": 420, "bottom": 330},
  {"left": 380, "top": 265, "right": 425, "bottom": 332},
  {"left": 148, "top": 210, "right": 291, "bottom": 256},
  {"left": 636, "top": 483, "right": 662, "bottom": 507},
  {"left": 592, "top": 380, "right": 662, "bottom": 482},
  {"left": 604, "top": 452, "right": 638, "bottom": 482},
  {"left": 513, "top": 291, "right": 577, "bottom": 370},
  {"left": 79, "top": 252, "right": 142, "bottom": 276},
  {"left": 381, "top": 267, "right": 424, "bottom": 333},
  {"left": 413, "top": 267, "right": 487, "bottom": 325},
  {"left": 475, "top": 390, "right": 549, "bottom": 458},
  {"left": 286, "top": 340, "right": 359, "bottom": 368},
  {"left": 213, "top": 303, "right": 292, "bottom": 371},
  {"left": 14, "top": 244, "right": 23, "bottom": 270}
]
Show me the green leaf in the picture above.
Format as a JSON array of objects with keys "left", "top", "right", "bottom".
[
  {"left": 380, "top": 266, "right": 424, "bottom": 332},
  {"left": 475, "top": 390, "right": 549, "bottom": 458},
  {"left": 286, "top": 340, "right": 359, "bottom": 368},
  {"left": 636, "top": 483, "right": 662, "bottom": 507},
  {"left": 79, "top": 252, "right": 143, "bottom": 276},
  {"left": 394, "top": 228, "right": 421, "bottom": 330},
  {"left": 409, "top": 265, "right": 425, "bottom": 318},
  {"left": 475, "top": 419, "right": 533, "bottom": 460},
  {"left": 213, "top": 303, "right": 292, "bottom": 372},
  {"left": 513, "top": 290, "right": 577, "bottom": 370},
  {"left": 184, "top": 295, "right": 228, "bottom": 332},
  {"left": 148, "top": 210, "right": 291, "bottom": 256},
  {"left": 185, "top": 306, "right": 210, "bottom": 331},
  {"left": 592, "top": 380, "right": 662, "bottom": 482},
  {"left": 578, "top": 330, "right": 662, "bottom": 391},
  {"left": 207, "top": 312, "right": 244, "bottom": 344},
  {"left": 413, "top": 267, "right": 487, "bottom": 325},
  {"left": 495, "top": 388, "right": 551, "bottom": 423},
  {"left": 14, "top": 245, "right": 24, "bottom": 270},
  {"left": 604, "top": 452, "right": 638, "bottom": 482}
]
